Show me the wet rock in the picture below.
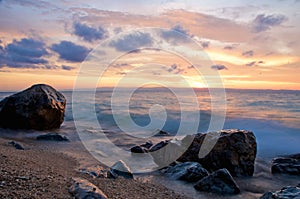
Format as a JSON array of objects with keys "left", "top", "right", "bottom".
[
  {"left": 69, "top": 177, "right": 108, "bottom": 199},
  {"left": 0, "top": 84, "right": 66, "bottom": 130},
  {"left": 130, "top": 145, "right": 148, "bottom": 153},
  {"left": 194, "top": 168, "right": 240, "bottom": 195},
  {"left": 107, "top": 160, "right": 133, "bottom": 179},
  {"left": 36, "top": 133, "right": 69, "bottom": 141},
  {"left": 260, "top": 185, "right": 300, "bottom": 199},
  {"left": 150, "top": 140, "right": 185, "bottom": 168},
  {"left": 154, "top": 129, "right": 171, "bottom": 136},
  {"left": 178, "top": 129, "right": 257, "bottom": 176},
  {"left": 271, "top": 153, "right": 300, "bottom": 175},
  {"left": 140, "top": 141, "right": 153, "bottom": 149},
  {"left": 164, "top": 162, "right": 209, "bottom": 182},
  {"left": 8, "top": 141, "right": 24, "bottom": 150}
]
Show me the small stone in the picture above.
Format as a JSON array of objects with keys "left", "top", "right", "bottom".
[
  {"left": 36, "top": 133, "right": 69, "bottom": 141},
  {"left": 107, "top": 160, "right": 133, "bottom": 179},
  {"left": 8, "top": 141, "right": 25, "bottom": 150},
  {"left": 260, "top": 185, "right": 300, "bottom": 199}
]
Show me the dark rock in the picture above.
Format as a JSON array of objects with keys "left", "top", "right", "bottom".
[
  {"left": 271, "top": 153, "right": 300, "bottom": 175},
  {"left": 178, "top": 129, "right": 257, "bottom": 176},
  {"left": 194, "top": 168, "right": 240, "bottom": 195},
  {"left": 150, "top": 140, "right": 185, "bottom": 168},
  {"left": 130, "top": 145, "right": 148, "bottom": 153},
  {"left": 164, "top": 162, "right": 209, "bottom": 182},
  {"left": 260, "top": 185, "right": 300, "bottom": 199},
  {"left": 107, "top": 160, "right": 133, "bottom": 179},
  {"left": 0, "top": 84, "right": 66, "bottom": 130},
  {"left": 154, "top": 129, "right": 171, "bottom": 136},
  {"left": 140, "top": 141, "right": 153, "bottom": 149},
  {"left": 36, "top": 133, "right": 69, "bottom": 141},
  {"left": 8, "top": 141, "right": 24, "bottom": 150},
  {"left": 149, "top": 140, "right": 170, "bottom": 152},
  {"left": 69, "top": 177, "right": 108, "bottom": 199}
]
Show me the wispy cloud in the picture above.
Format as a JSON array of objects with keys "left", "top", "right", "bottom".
[
  {"left": 109, "top": 32, "right": 153, "bottom": 52},
  {"left": 252, "top": 14, "right": 287, "bottom": 32},
  {"left": 242, "top": 50, "right": 254, "bottom": 57},
  {"left": 211, "top": 64, "right": 228, "bottom": 70}
]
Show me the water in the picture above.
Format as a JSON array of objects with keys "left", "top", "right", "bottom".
[
  {"left": 1, "top": 88, "right": 300, "bottom": 158},
  {"left": 1, "top": 88, "right": 300, "bottom": 198}
]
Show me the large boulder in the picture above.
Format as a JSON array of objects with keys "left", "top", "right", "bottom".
[
  {"left": 0, "top": 84, "right": 66, "bottom": 130},
  {"left": 69, "top": 177, "right": 108, "bottom": 199},
  {"left": 194, "top": 168, "right": 240, "bottom": 195},
  {"left": 260, "top": 185, "right": 300, "bottom": 199},
  {"left": 178, "top": 129, "right": 257, "bottom": 176},
  {"left": 271, "top": 153, "right": 300, "bottom": 175}
]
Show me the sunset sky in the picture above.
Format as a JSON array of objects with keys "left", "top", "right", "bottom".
[{"left": 0, "top": 0, "right": 299, "bottom": 91}]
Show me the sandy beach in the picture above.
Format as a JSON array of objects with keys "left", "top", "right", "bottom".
[{"left": 0, "top": 131, "right": 187, "bottom": 199}]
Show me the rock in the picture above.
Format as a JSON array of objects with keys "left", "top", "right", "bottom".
[
  {"left": 107, "top": 160, "right": 133, "bottom": 179},
  {"left": 69, "top": 177, "right": 108, "bottom": 199},
  {"left": 260, "top": 185, "right": 300, "bottom": 199},
  {"left": 271, "top": 153, "right": 300, "bottom": 175},
  {"left": 150, "top": 140, "right": 185, "bottom": 168},
  {"left": 0, "top": 84, "right": 66, "bottom": 130},
  {"left": 194, "top": 168, "right": 240, "bottom": 195},
  {"left": 130, "top": 141, "right": 153, "bottom": 153},
  {"left": 8, "top": 141, "right": 24, "bottom": 150},
  {"left": 36, "top": 133, "right": 69, "bottom": 141},
  {"left": 164, "top": 162, "right": 209, "bottom": 182},
  {"left": 154, "top": 129, "right": 171, "bottom": 136},
  {"left": 178, "top": 129, "right": 257, "bottom": 176},
  {"left": 130, "top": 145, "right": 148, "bottom": 153}
]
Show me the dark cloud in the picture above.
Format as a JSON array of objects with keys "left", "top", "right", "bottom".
[
  {"left": 224, "top": 45, "right": 234, "bottom": 50},
  {"left": 211, "top": 64, "right": 228, "bottom": 70},
  {"left": 51, "top": 41, "right": 91, "bottom": 62},
  {"left": 245, "top": 61, "right": 256, "bottom": 67},
  {"left": 200, "top": 41, "right": 210, "bottom": 49},
  {"left": 245, "top": 61, "right": 265, "bottom": 67},
  {"left": 0, "top": 38, "right": 49, "bottom": 69},
  {"left": 253, "top": 14, "right": 287, "bottom": 32},
  {"left": 73, "top": 22, "right": 107, "bottom": 42},
  {"left": 61, "top": 65, "right": 76, "bottom": 70},
  {"left": 109, "top": 32, "right": 153, "bottom": 52},
  {"left": 161, "top": 25, "right": 191, "bottom": 44},
  {"left": 242, "top": 50, "right": 254, "bottom": 57},
  {"left": 166, "top": 63, "right": 185, "bottom": 74}
]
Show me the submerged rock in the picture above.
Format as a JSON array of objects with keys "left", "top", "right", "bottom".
[
  {"left": 0, "top": 84, "right": 66, "bottom": 130},
  {"left": 69, "top": 177, "right": 108, "bottom": 199},
  {"left": 107, "top": 160, "right": 133, "bottom": 179},
  {"left": 178, "top": 129, "right": 257, "bottom": 176},
  {"left": 36, "top": 133, "right": 69, "bottom": 141},
  {"left": 194, "top": 168, "right": 240, "bottom": 195},
  {"left": 154, "top": 129, "right": 171, "bottom": 136},
  {"left": 8, "top": 141, "right": 24, "bottom": 150},
  {"left": 271, "top": 153, "right": 300, "bottom": 175},
  {"left": 164, "top": 162, "right": 209, "bottom": 182},
  {"left": 260, "top": 185, "right": 300, "bottom": 199}
]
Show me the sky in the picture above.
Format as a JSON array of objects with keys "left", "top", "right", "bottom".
[{"left": 0, "top": 0, "right": 299, "bottom": 91}]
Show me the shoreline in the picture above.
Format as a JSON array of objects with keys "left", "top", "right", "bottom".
[{"left": 1, "top": 126, "right": 299, "bottom": 199}]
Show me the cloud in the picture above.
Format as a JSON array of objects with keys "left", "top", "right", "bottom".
[
  {"left": 0, "top": 38, "right": 49, "bottom": 69},
  {"left": 224, "top": 45, "right": 235, "bottom": 50},
  {"left": 211, "top": 64, "right": 228, "bottom": 70},
  {"left": 73, "top": 22, "right": 107, "bottom": 42},
  {"left": 245, "top": 61, "right": 256, "bottom": 67},
  {"left": 252, "top": 14, "right": 287, "bottom": 32},
  {"left": 61, "top": 65, "right": 76, "bottom": 70},
  {"left": 200, "top": 41, "right": 210, "bottom": 49},
  {"left": 245, "top": 61, "right": 265, "bottom": 66},
  {"left": 109, "top": 32, "right": 153, "bottom": 52},
  {"left": 51, "top": 41, "right": 91, "bottom": 62},
  {"left": 166, "top": 63, "right": 185, "bottom": 74},
  {"left": 160, "top": 24, "right": 191, "bottom": 43},
  {"left": 242, "top": 50, "right": 254, "bottom": 57}
]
